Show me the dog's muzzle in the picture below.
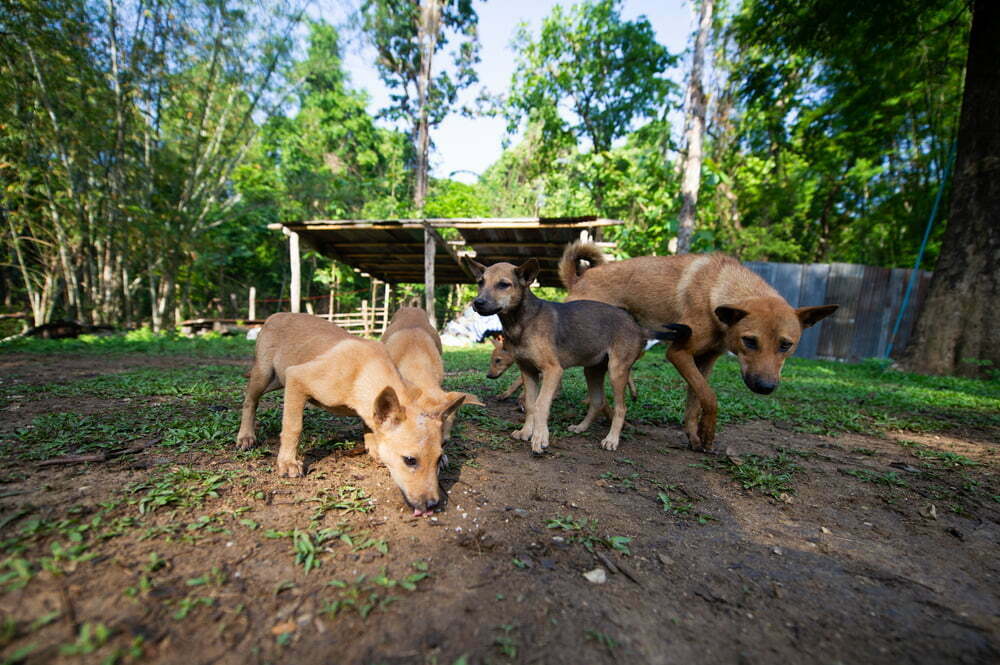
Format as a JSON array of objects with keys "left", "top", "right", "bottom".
[
  {"left": 473, "top": 298, "right": 501, "bottom": 316},
  {"left": 744, "top": 374, "right": 777, "bottom": 395}
]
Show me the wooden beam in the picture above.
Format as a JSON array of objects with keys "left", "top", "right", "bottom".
[
  {"left": 424, "top": 227, "right": 436, "bottom": 328},
  {"left": 422, "top": 222, "right": 475, "bottom": 280},
  {"left": 283, "top": 228, "right": 301, "bottom": 314}
]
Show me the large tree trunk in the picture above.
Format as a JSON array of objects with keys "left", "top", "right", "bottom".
[
  {"left": 675, "top": 0, "right": 714, "bottom": 254},
  {"left": 413, "top": 0, "right": 442, "bottom": 213},
  {"left": 898, "top": 0, "right": 999, "bottom": 379}
]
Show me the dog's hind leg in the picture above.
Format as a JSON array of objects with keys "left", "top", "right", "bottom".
[
  {"left": 569, "top": 363, "right": 607, "bottom": 434},
  {"left": 512, "top": 365, "right": 540, "bottom": 443},
  {"left": 600, "top": 356, "right": 630, "bottom": 451},
  {"left": 236, "top": 364, "right": 280, "bottom": 450}
]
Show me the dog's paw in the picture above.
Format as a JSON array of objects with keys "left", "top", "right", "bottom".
[
  {"left": 530, "top": 430, "right": 549, "bottom": 452},
  {"left": 567, "top": 423, "right": 587, "bottom": 434},
  {"left": 512, "top": 426, "right": 532, "bottom": 441},
  {"left": 600, "top": 436, "right": 620, "bottom": 451},
  {"left": 236, "top": 434, "right": 256, "bottom": 450},
  {"left": 277, "top": 456, "right": 304, "bottom": 478}
]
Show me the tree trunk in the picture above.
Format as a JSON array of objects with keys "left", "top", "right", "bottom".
[
  {"left": 898, "top": 0, "right": 1000, "bottom": 379},
  {"left": 675, "top": 0, "right": 714, "bottom": 254},
  {"left": 414, "top": 0, "right": 442, "bottom": 213}
]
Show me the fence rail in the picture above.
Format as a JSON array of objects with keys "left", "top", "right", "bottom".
[{"left": 742, "top": 261, "right": 932, "bottom": 362}]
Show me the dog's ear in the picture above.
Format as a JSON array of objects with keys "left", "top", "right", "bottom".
[
  {"left": 437, "top": 392, "right": 470, "bottom": 421},
  {"left": 373, "top": 386, "right": 406, "bottom": 429},
  {"left": 515, "top": 259, "right": 540, "bottom": 286},
  {"left": 796, "top": 304, "right": 839, "bottom": 329},
  {"left": 467, "top": 258, "right": 487, "bottom": 280},
  {"left": 489, "top": 335, "right": 502, "bottom": 348},
  {"left": 714, "top": 305, "right": 749, "bottom": 327}
]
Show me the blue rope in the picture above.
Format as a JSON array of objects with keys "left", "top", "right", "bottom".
[{"left": 885, "top": 139, "right": 958, "bottom": 358}]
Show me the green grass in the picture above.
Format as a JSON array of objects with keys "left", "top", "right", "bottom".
[
  {"left": 715, "top": 453, "right": 800, "bottom": 499},
  {"left": 448, "top": 345, "right": 1000, "bottom": 438},
  {"left": 0, "top": 328, "right": 254, "bottom": 357}
]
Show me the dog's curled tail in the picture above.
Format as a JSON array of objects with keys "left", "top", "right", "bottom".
[{"left": 558, "top": 240, "right": 607, "bottom": 290}]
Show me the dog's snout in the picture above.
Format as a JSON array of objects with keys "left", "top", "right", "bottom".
[
  {"left": 746, "top": 375, "right": 777, "bottom": 395},
  {"left": 424, "top": 497, "right": 440, "bottom": 512}
]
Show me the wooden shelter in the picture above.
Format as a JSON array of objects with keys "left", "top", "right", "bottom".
[{"left": 268, "top": 216, "right": 622, "bottom": 326}]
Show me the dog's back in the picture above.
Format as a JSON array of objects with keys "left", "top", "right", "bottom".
[
  {"left": 381, "top": 307, "right": 444, "bottom": 389},
  {"left": 561, "top": 243, "right": 779, "bottom": 330}
]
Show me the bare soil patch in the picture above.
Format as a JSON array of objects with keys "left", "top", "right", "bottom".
[{"left": 0, "top": 354, "right": 997, "bottom": 665}]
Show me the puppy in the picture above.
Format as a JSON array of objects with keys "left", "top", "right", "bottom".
[
  {"left": 469, "top": 258, "right": 689, "bottom": 453},
  {"left": 381, "top": 306, "right": 483, "bottom": 442},
  {"left": 236, "top": 313, "right": 465, "bottom": 515}
]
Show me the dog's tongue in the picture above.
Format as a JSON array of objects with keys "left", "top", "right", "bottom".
[{"left": 412, "top": 508, "right": 431, "bottom": 517}]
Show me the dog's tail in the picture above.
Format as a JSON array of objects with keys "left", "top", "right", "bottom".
[
  {"left": 558, "top": 240, "right": 607, "bottom": 290},
  {"left": 648, "top": 323, "right": 692, "bottom": 344}
]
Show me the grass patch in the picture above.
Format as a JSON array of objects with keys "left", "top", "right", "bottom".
[
  {"left": 841, "top": 469, "right": 909, "bottom": 488},
  {"left": 715, "top": 453, "right": 800, "bottom": 499},
  {"left": 127, "top": 468, "right": 235, "bottom": 515},
  {"left": 321, "top": 562, "right": 430, "bottom": 618},
  {"left": 0, "top": 328, "right": 254, "bottom": 357}
]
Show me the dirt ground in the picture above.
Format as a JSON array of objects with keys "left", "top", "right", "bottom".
[{"left": 1, "top": 352, "right": 998, "bottom": 665}]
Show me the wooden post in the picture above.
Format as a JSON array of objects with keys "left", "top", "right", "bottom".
[
  {"left": 328, "top": 290, "right": 334, "bottom": 321},
  {"left": 361, "top": 300, "right": 370, "bottom": 335},
  {"left": 248, "top": 286, "right": 256, "bottom": 321},
  {"left": 283, "top": 228, "right": 301, "bottom": 313},
  {"left": 424, "top": 226, "right": 436, "bottom": 328},
  {"left": 382, "top": 282, "right": 390, "bottom": 333}
]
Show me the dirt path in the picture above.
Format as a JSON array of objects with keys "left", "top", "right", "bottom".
[{"left": 0, "top": 353, "right": 997, "bottom": 664}]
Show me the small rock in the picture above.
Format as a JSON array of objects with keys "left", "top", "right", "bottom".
[
  {"left": 820, "top": 527, "right": 831, "bottom": 534},
  {"left": 583, "top": 568, "right": 607, "bottom": 584},
  {"left": 918, "top": 504, "right": 938, "bottom": 520},
  {"left": 772, "top": 547, "right": 783, "bottom": 556},
  {"left": 777, "top": 493, "right": 793, "bottom": 504},
  {"left": 541, "top": 558, "right": 556, "bottom": 570},
  {"left": 657, "top": 552, "right": 674, "bottom": 566},
  {"left": 512, "top": 509, "right": 528, "bottom": 518}
]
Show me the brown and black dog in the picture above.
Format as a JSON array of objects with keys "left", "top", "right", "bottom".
[
  {"left": 560, "top": 242, "right": 838, "bottom": 452},
  {"left": 237, "top": 313, "right": 466, "bottom": 515},
  {"left": 469, "top": 258, "right": 689, "bottom": 454}
]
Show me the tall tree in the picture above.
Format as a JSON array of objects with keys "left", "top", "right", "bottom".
[
  {"left": 506, "top": 0, "right": 677, "bottom": 212},
  {"left": 675, "top": 0, "right": 715, "bottom": 254},
  {"left": 360, "top": 0, "right": 482, "bottom": 212},
  {"left": 899, "top": 0, "right": 999, "bottom": 378}
]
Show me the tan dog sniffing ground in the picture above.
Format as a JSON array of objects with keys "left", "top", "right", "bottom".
[
  {"left": 560, "top": 241, "right": 839, "bottom": 451},
  {"left": 237, "top": 312, "right": 466, "bottom": 516},
  {"left": 469, "top": 258, "right": 690, "bottom": 454},
  {"left": 381, "top": 306, "right": 483, "bottom": 442}
]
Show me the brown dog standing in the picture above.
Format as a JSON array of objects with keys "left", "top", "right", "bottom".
[
  {"left": 560, "top": 242, "right": 838, "bottom": 451},
  {"left": 381, "top": 306, "right": 483, "bottom": 441},
  {"left": 469, "top": 258, "right": 689, "bottom": 453},
  {"left": 237, "top": 313, "right": 465, "bottom": 515}
]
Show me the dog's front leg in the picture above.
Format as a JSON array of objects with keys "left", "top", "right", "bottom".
[
  {"left": 528, "top": 365, "right": 563, "bottom": 454},
  {"left": 667, "top": 347, "right": 718, "bottom": 451},
  {"left": 498, "top": 371, "right": 524, "bottom": 401},
  {"left": 276, "top": 378, "right": 308, "bottom": 477},
  {"left": 512, "top": 366, "right": 540, "bottom": 442}
]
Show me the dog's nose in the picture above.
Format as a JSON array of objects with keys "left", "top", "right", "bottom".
[
  {"left": 424, "top": 498, "right": 440, "bottom": 512},
  {"left": 473, "top": 298, "right": 486, "bottom": 312},
  {"left": 747, "top": 376, "right": 777, "bottom": 395}
]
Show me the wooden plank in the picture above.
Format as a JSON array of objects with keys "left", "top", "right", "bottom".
[
  {"left": 878, "top": 268, "right": 908, "bottom": 357},
  {"left": 795, "top": 263, "right": 830, "bottom": 359},
  {"left": 425, "top": 227, "right": 436, "bottom": 328},
  {"left": 817, "top": 263, "right": 864, "bottom": 360},
  {"left": 849, "top": 266, "right": 891, "bottom": 360},
  {"left": 769, "top": 263, "right": 804, "bottom": 308}
]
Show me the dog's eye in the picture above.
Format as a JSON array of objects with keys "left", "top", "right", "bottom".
[
  {"left": 779, "top": 340, "right": 793, "bottom": 353},
  {"left": 402, "top": 456, "right": 418, "bottom": 467},
  {"left": 742, "top": 336, "right": 758, "bottom": 350},
  {"left": 476, "top": 278, "right": 484, "bottom": 287},
  {"left": 497, "top": 281, "right": 511, "bottom": 289}
]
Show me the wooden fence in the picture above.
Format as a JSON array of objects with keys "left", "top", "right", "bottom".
[{"left": 742, "top": 261, "right": 932, "bottom": 362}]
